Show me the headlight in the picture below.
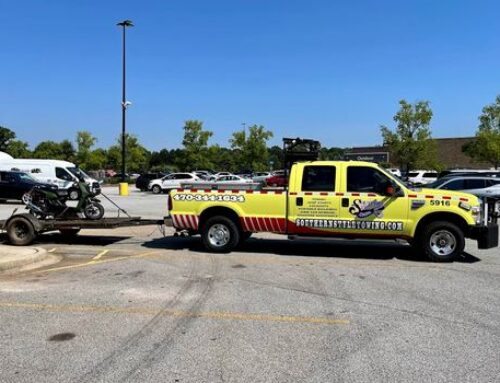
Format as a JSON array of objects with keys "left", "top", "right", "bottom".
[{"left": 471, "top": 205, "right": 481, "bottom": 224}]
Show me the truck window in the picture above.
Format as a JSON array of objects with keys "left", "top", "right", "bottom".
[
  {"left": 55, "top": 167, "right": 74, "bottom": 181},
  {"left": 301, "top": 166, "right": 336, "bottom": 192},
  {"left": 347, "top": 166, "right": 392, "bottom": 193}
]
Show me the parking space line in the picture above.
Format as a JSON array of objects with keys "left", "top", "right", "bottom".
[
  {"left": 92, "top": 250, "right": 109, "bottom": 261},
  {"left": 42, "top": 251, "right": 159, "bottom": 273},
  {"left": 0, "top": 301, "right": 349, "bottom": 326}
]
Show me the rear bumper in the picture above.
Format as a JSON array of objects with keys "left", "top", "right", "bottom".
[{"left": 468, "top": 224, "right": 499, "bottom": 249}]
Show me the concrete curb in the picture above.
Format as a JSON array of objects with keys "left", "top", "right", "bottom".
[{"left": 0, "top": 245, "right": 55, "bottom": 273}]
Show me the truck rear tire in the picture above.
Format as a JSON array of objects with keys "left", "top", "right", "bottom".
[
  {"left": 416, "top": 221, "right": 465, "bottom": 262},
  {"left": 201, "top": 215, "right": 240, "bottom": 253},
  {"left": 7, "top": 216, "right": 37, "bottom": 246}
]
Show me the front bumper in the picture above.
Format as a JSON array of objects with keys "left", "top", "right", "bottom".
[{"left": 468, "top": 224, "right": 499, "bottom": 249}]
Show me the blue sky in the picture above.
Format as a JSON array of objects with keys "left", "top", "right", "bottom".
[{"left": 1, "top": 0, "right": 499, "bottom": 151}]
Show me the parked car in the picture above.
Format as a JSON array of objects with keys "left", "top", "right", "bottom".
[
  {"left": 265, "top": 171, "right": 287, "bottom": 187},
  {"left": 407, "top": 170, "right": 438, "bottom": 185},
  {"left": 387, "top": 168, "right": 402, "bottom": 177},
  {"left": 215, "top": 175, "right": 253, "bottom": 184},
  {"left": 427, "top": 176, "right": 500, "bottom": 197},
  {"left": 438, "top": 171, "right": 500, "bottom": 179},
  {"left": 0, "top": 156, "right": 98, "bottom": 189},
  {"left": 209, "top": 172, "right": 232, "bottom": 181},
  {"left": 252, "top": 172, "right": 271, "bottom": 183},
  {"left": 135, "top": 172, "right": 167, "bottom": 191},
  {"left": 194, "top": 171, "right": 212, "bottom": 180},
  {"left": 148, "top": 173, "right": 200, "bottom": 194},
  {"left": 0, "top": 171, "right": 46, "bottom": 202}
]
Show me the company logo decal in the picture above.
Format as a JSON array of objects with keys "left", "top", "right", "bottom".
[
  {"left": 295, "top": 219, "right": 403, "bottom": 231},
  {"left": 349, "top": 199, "right": 384, "bottom": 218}
]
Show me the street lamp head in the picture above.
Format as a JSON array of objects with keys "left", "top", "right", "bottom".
[{"left": 117, "top": 19, "right": 134, "bottom": 27}]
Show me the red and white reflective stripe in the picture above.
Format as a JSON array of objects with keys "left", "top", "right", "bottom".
[
  {"left": 253, "top": 217, "right": 263, "bottom": 231},
  {"left": 171, "top": 215, "right": 179, "bottom": 227},
  {"left": 172, "top": 214, "right": 199, "bottom": 229},
  {"left": 249, "top": 217, "right": 257, "bottom": 231}
]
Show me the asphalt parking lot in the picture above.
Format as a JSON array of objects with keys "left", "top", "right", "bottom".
[{"left": 1, "top": 187, "right": 500, "bottom": 382}]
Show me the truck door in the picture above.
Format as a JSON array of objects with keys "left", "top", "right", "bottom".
[
  {"left": 338, "top": 165, "right": 409, "bottom": 237},
  {"left": 287, "top": 164, "right": 340, "bottom": 234}
]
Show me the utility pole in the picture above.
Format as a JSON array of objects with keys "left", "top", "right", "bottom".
[{"left": 117, "top": 19, "right": 134, "bottom": 182}]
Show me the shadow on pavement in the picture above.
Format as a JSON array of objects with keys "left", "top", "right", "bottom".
[
  {"left": 141, "top": 236, "right": 481, "bottom": 264},
  {"left": 0, "top": 232, "right": 129, "bottom": 247}
]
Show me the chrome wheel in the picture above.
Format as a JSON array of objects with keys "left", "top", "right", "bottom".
[
  {"left": 208, "top": 223, "right": 231, "bottom": 248},
  {"left": 429, "top": 230, "right": 456, "bottom": 256}
]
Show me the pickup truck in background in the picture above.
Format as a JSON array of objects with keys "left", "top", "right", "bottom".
[{"left": 167, "top": 161, "right": 498, "bottom": 262}]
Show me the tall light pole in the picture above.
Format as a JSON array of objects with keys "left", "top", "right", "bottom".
[{"left": 117, "top": 19, "right": 133, "bottom": 182}]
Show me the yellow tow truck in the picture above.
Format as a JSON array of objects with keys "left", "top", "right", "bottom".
[{"left": 166, "top": 160, "right": 498, "bottom": 262}]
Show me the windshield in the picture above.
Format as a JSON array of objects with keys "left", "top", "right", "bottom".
[
  {"left": 426, "top": 179, "right": 449, "bottom": 189},
  {"left": 68, "top": 167, "right": 89, "bottom": 181},
  {"left": 18, "top": 173, "right": 37, "bottom": 183}
]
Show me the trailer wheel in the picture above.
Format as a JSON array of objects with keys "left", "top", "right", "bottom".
[
  {"left": 416, "top": 221, "right": 465, "bottom": 262},
  {"left": 201, "top": 215, "right": 240, "bottom": 253},
  {"left": 59, "top": 228, "right": 81, "bottom": 237},
  {"left": 6, "top": 216, "right": 37, "bottom": 246}
]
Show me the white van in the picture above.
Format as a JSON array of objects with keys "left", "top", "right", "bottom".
[{"left": 0, "top": 152, "right": 98, "bottom": 189}]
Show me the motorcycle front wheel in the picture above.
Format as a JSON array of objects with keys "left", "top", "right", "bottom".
[{"left": 83, "top": 202, "right": 105, "bottom": 220}]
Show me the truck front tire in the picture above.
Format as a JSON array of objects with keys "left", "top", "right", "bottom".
[
  {"left": 416, "top": 221, "right": 465, "bottom": 262},
  {"left": 201, "top": 216, "right": 240, "bottom": 253}
]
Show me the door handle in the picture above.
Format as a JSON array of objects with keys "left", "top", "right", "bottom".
[
  {"left": 341, "top": 197, "right": 349, "bottom": 207},
  {"left": 296, "top": 197, "right": 303, "bottom": 206}
]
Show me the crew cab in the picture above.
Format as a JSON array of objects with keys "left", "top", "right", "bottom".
[{"left": 167, "top": 161, "right": 498, "bottom": 262}]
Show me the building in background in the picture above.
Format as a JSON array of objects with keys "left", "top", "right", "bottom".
[{"left": 343, "top": 137, "right": 492, "bottom": 170}]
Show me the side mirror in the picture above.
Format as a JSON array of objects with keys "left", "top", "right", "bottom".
[{"left": 385, "top": 184, "right": 396, "bottom": 196}]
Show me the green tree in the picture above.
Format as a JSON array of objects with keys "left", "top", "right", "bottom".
[
  {"left": 463, "top": 95, "right": 500, "bottom": 169},
  {"left": 0, "top": 126, "right": 16, "bottom": 152},
  {"left": 267, "top": 145, "right": 283, "bottom": 171},
  {"left": 75, "top": 131, "right": 97, "bottom": 168},
  {"left": 207, "top": 145, "right": 234, "bottom": 171},
  {"left": 230, "top": 125, "right": 273, "bottom": 171},
  {"left": 319, "top": 147, "right": 345, "bottom": 161},
  {"left": 6, "top": 140, "right": 31, "bottom": 158},
  {"left": 380, "top": 100, "right": 439, "bottom": 172},
  {"left": 33, "top": 140, "right": 76, "bottom": 161},
  {"left": 107, "top": 134, "right": 150, "bottom": 173},
  {"left": 0, "top": 126, "right": 31, "bottom": 157},
  {"left": 180, "top": 120, "right": 213, "bottom": 171}
]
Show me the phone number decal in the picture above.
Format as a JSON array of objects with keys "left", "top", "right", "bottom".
[{"left": 173, "top": 194, "right": 246, "bottom": 203}]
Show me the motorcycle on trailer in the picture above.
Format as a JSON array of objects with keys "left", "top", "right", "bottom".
[{"left": 22, "top": 180, "right": 105, "bottom": 220}]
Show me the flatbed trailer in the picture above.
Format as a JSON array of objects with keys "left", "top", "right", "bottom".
[{"left": 0, "top": 213, "right": 164, "bottom": 246}]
